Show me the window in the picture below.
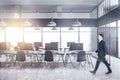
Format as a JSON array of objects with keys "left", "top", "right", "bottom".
[
  {"left": 110, "top": 21, "right": 116, "bottom": 27},
  {"left": 0, "top": 27, "right": 97, "bottom": 51},
  {"left": 118, "top": 20, "right": 120, "bottom": 27},
  {"left": 24, "top": 27, "right": 41, "bottom": 43},
  {"left": 98, "top": 4, "right": 103, "bottom": 17},
  {"left": 43, "top": 27, "right": 60, "bottom": 47},
  {"left": 80, "top": 27, "right": 97, "bottom": 51},
  {"left": 98, "top": 0, "right": 118, "bottom": 18},
  {"left": 61, "top": 27, "right": 78, "bottom": 48},
  {"left": 110, "top": 0, "right": 118, "bottom": 10},
  {"left": 6, "top": 27, "right": 23, "bottom": 46}
]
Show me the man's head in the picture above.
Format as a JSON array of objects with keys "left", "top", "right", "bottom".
[{"left": 98, "top": 34, "right": 103, "bottom": 41}]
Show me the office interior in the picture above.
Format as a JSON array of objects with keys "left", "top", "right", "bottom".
[{"left": 0, "top": 0, "right": 120, "bottom": 80}]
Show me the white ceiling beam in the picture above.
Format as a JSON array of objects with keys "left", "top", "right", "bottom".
[
  {"left": 0, "top": 12, "right": 97, "bottom": 19},
  {"left": 0, "top": 0, "right": 102, "bottom": 5}
]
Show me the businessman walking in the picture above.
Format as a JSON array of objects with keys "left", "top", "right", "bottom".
[{"left": 90, "top": 34, "right": 112, "bottom": 74}]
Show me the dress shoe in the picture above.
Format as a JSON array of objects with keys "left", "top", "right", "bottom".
[
  {"left": 105, "top": 70, "right": 112, "bottom": 74},
  {"left": 89, "top": 71, "right": 96, "bottom": 74}
]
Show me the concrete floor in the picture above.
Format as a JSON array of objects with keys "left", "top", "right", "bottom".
[{"left": 0, "top": 56, "right": 119, "bottom": 80}]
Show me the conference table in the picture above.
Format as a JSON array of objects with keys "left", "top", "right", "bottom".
[
  {"left": 27, "top": 50, "right": 96, "bottom": 67},
  {"left": 0, "top": 50, "right": 96, "bottom": 67},
  {"left": 0, "top": 50, "right": 17, "bottom": 67},
  {"left": 23, "top": 50, "right": 80, "bottom": 67}
]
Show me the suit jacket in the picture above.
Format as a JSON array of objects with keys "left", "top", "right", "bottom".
[{"left": 96, "top": 40, "right": 107, "bottom": 58}]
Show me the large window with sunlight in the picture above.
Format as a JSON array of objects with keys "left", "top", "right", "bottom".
[
  {"left": 61, "top": 27, "right": 78, "bottom": 48},
  {"left": 43, "top": 27, "right": 60, "bottom": 47},
  {"left": 80, "top": 27, "right": 97, "bottom": 51},
  {"left": 24, "top": 27, "right": 41, "bottom": 43},
  {"left": 0, "top": 26, "right": 97, "bottom": 51},
  {"left": 110, "top": 21, "right": 116, "bottom": 27},
  {"left": 6, "top": 27, "right": 23, "bottom": 47}
]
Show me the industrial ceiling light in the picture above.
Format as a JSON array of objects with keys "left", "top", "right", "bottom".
[
  {"left": 0, "top": 18, "right": 7, "bottom": 27},
  {"left": 72, "top": 18, "right": 82, "bottom": 27},
  {"left": 35, "top": 25, "right": 40, "bottom": 30},
  {"left": 23, "top": 19, "right": 32, "bottom": 27},
  {"left": 68, "top": 27, "right": 74, "bottom": 30},
  {"left": 51, "top": 27, "right": 57, "bottom": 30},
  {"left": 47, "top": 17, "right": 57, "bottom": 30},
  {"left": 47, "top": 17, "right": 57, "bottom": 27}
]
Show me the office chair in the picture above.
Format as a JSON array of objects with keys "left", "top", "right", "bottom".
[
  {"left": 44, "top": 51, "right": 53, "bottom": 61},
  {"left": 76, "top": 51, "right": 86, "bottom": 69},
  {"left": 44, "top": 51, "right": 53, "bottom": 68},
  {"left": 15, "top": 51, "right": 26, "bottom": 68}
]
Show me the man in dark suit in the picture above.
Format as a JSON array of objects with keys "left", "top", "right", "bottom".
[{"left": 90, "top": 34, "right": 112, "bottom": 74}]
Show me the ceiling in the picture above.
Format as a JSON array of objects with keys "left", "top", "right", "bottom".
[{"left": 0, "top": 0, "right": 104, "bottom": 13}]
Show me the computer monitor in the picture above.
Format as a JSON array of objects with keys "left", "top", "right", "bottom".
[
  {"left": 25, "top": 43, "right": 33, "bottom": 50},
  {"left": 75, "top": 43, "right": 83, "bottom": 50},
  {"left": 70, "top": 43, "right": 83, "bottom": 50},
  {"left": 0, "top": 42, "right": 11, "bottom": 50},
  {"left": 34, "top": 42, "right": 43, "bottom": 50},
  {"left": 69, "top": 43, "right": 76, "bottom": 50},
  {"left": 45, "top": 43, "right": 51, "bottom": 50},
  {"left": 67, "top": 42, "right": 75, "bottom": 47},
  {"left": 17, "top": 42, "right": 26, "bottom": 50},
  {"left": 45, "top": 42, "right": 58, "bottom": 50},
  {"left": 17, "top": 42, "right": 33, "bottom": 50},
  {"left": 50, "top": 42, "right": 58, "bottom": 50}
]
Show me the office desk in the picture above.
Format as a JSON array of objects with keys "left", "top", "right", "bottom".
[
  {"left": 26, "top": 50, "right": 45, "bottom": 66},
  {"left": 85, "top": 51, "right": 96, "bottom": 67},
  {"left": 0, "top": 51, "right": 17, "bottom": 67},
  {"left": 54, "top": 50, "right": 79, "bottom": 67}
]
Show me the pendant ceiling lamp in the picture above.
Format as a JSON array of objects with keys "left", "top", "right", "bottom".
[
  {"left": 51, "top": 26, "right": 57, "bottom": 30},
  {"left": 47, "top": 17, "right": 57, "bottom": 30},
  {"left": 68, "top": 27, "right": 74, "bottom": 30},
  {"left": 47, "top": 17, "right": 57, "bottom": 27},
  {"left": 23, "top": 19, "right": 32, "bottom": 27},
  {"left": 72, "top": 18, "right": 82, "bottom": 27},
  {"left": 35, "top": 25, "right": 40, "bottom": 30}
]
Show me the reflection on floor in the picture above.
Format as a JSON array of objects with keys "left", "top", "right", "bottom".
[{"left": 0, "top": 56, "right": 120, "bottom": 80}]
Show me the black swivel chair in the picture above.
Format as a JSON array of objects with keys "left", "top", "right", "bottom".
[
  {"left": 76, "top": 51, "right": 86, "bottom": 69},
  {"left": 44, "top": 50, "right": 53, "bottom": 68},
  {"left": 64, "top": 43, "right": 83, "bottom": 67},
  {"left": 17, "top": 42, "right": 37, "bottom": 67},
  {"left": 15, "top": 51, "right": 26, "bottom": 68},
  {"left": 44, "top": 51, "right": 53, "bottom": 61}
]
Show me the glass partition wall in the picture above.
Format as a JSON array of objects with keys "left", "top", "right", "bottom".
[
  {"left": 0, "top": 27, "right": 97, "bottom": 51},
  {"left": 97, "top": 0, "right": 119, "bottom": 58},
  {"left": 118, "top": 20, "right": 120, "bottom": 58}
]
